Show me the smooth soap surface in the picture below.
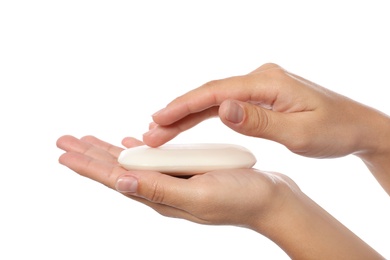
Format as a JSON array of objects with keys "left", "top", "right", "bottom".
[{"left": 118, "top": 143, "right": 257, "bottom": 175}]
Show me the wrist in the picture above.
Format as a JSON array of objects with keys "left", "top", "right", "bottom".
[
  {"left": 353, "top": 107, "right": 390, "bottom": 158},
  {"left": 247, "top": 175, "right": 305, "bottom": 242},
  {"left": 252, "top": 190, "right": 383, "bottom": 259},
  {"left": 354, "top": 109, "right": 390, "bottom": 194}
]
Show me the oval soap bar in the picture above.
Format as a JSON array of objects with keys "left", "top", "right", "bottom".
[{"left": 118, "top": 143, "right": 257, "bottom": 175}]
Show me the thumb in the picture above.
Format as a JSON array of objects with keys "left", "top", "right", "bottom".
[
  {"left": 219, "top": 100, "right": 290, "bottom": 142},
  {"left": 115, "top": 171, "right": 192, "bottom": 208}
]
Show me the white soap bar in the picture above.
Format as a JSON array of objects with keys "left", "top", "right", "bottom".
[{"left": 118, "top": 143, "right": 257, "bottom": 175}]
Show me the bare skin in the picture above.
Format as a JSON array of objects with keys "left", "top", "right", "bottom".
[
  {"left": 57, "top": 135, "right": 383, "bottom": 259},
  {"left": 143, "top": 63, "right": 390, "bottom": 194},
  {"left": 57, "top": 63, "right": 389, "bottom": 258}
]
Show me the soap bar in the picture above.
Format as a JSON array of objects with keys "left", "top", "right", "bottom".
[{"left": 118, "top": 143, "right": 257, "bottom": 175}]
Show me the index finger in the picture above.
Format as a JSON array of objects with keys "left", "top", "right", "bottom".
[
  {"left": 152, "top": 75, "right": 253, "bottom": 126},
  {"left": 152, "top": 68, "right": 283, "bottom": 127}
]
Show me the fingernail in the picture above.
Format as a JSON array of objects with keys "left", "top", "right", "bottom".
[
  {"left": 116, "top": 176, "right": 138, "bottom": 193},
  {"left": 148, "top": 122, "right": 158, "bottom": 130},
  {"left": 152, "top": 108, "right": 165, "bottom": 117},
  {"left": 225, "top": 100, "right": 244, "bottom": 124},
  {"left": 143, "top": 128, "right": 154, "bottom": 138}
]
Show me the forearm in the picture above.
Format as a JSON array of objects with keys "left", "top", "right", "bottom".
[{"left": 253, "top": 191, "right": 384, "bottom": 259}]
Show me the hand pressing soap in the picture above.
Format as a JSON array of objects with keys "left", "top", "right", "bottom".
[{"left": 118, "top": 143, "right": 257, "bottom": 175}]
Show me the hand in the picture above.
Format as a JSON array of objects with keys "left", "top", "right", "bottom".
[
  {"left": 56, "top": 135, "right": 383, "bottom": 259},
  {"left": 144, "top": 63, "right": 390, "bottom": 160},
  {"left": 56, "top": 135, "right": 297, "bottom": 227}
]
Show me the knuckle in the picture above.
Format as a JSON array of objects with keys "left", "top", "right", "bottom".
[
  {"left": 264, "top": 65, "right": 286, "bottom": 79},
  {"left": 148, "top": 178, "right": 165, "bottom": 204},
  {"left": 245, "top": 106, "right": 271, "bottom": 137},
  {"left": 252, "top": 63, "right": 283, "bottom": 74},
  {"left": 202, "top": 79, "right": 221, "bottom": 90},
  {"left": 260, "top": 62, "right": 281, "bottom": 70}
]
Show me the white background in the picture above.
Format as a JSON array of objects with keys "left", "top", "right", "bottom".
[{"left": 1, "top": 1, "right": 389, "bottom": 259}]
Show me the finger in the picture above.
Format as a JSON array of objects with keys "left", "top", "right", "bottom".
[
  {"left": 151, "top": 75, "right": 254, "bottom": 126},
  {"left": 121, "top": 137, "right": 144, "bottom": 148},
  {"left": 59, "top": 151, "right": 126, "bottom": 188},
  {"left": 56, "top": 135, "right": 81, "bottom": 152},
  {"left": 218, "top": 100, "right": 314, "bottom": 152},
  {"left": 218, "top": 100, "right": 285, "bottom": 141},
  {"left": 149, "top": 122, "right": 158, "bottom": 130},
  {"left": 115, "top": 171, "right": 200, "bottom": 210},
  {"left": 80, "top": 135, "right": 124, "bottom": 158},
  {"left": 57, "top": 135, "right": 117, "bottom": 163},
  {"left": 151, "top": 64, "right": 286, "bottom": 127},
  {"left": 143, "top": 106, "right": 219, "bottom": 147}
]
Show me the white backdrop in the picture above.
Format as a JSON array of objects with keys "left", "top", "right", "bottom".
[{"left": 1, "top": 1, "right": 389, "bottom": 259}]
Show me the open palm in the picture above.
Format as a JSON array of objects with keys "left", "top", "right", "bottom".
[{"left": 57, "top": 135, "right": 297, "bottom": 228}]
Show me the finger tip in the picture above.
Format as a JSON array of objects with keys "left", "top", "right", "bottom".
[
  {"left": 142, "top": 134, "right": 160, "bottom": 148},
  {"left": 80, "top": 135, "right": 96, "bottom": 142},
  {"left": 58, "top": 152, "right": 69, "bottom": 165},
  {"left": 122, "top": 137, "right": 144, "bottom": 148},
  {"left": 56, "top": 135, "right": 73, "bottom": 148},
  {"left": 149, "top": 122, "right": 158, "bottom": 130}
]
